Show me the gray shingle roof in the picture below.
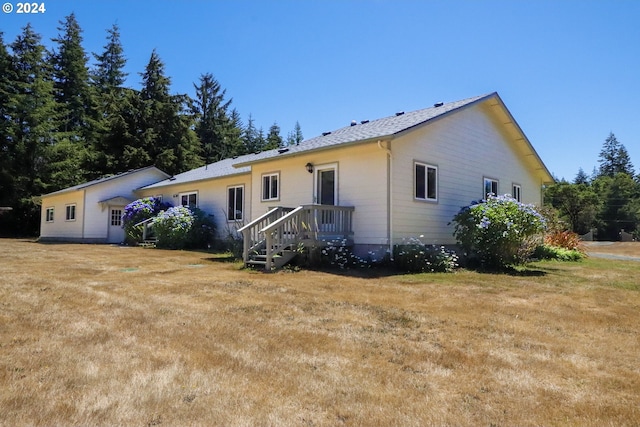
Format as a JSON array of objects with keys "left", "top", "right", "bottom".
[
  {"left": 140, "top": 154, "right": 252, "bottom": 190},
  {"left": 42, "top": 166, "right": 169, "bottom": 197},
  {"left": 233, "top": 93, "right": 493, "bottom": 166}
]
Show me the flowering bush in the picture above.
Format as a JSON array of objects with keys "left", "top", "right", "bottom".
[
  {"left": 152, "top": 206, "right": 195, "bottom": 249},
  {"left": 320, "top": 239, "right": 369, "bottom": 269},
  {"left": 122, "top": 197, "right": 170, "bottom": 244},
  {"left": 451, "top": 194, "right": 546, "bottom": 269},
  {"left": 394, "top": 236, "right": 459, "bottom": 273}
]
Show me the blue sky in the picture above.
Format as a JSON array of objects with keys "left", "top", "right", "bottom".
[{"left": 2, "top": 0, "right": 639, "bottom": 181}]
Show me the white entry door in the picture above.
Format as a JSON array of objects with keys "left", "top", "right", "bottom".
[
  {"left": 314, "top": 163, "right": 337, "bottom": 206},
  {"left": 107, "top": 207, "right": 125, "bottom": 243},
  {"left": 314, "top": 163, "right": 338, "bottom": 229}
]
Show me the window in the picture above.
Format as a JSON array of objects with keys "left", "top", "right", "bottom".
[
  {"left": 111, "top": 209, "right": 123, "bottom": 227},
  {"left": 415, "top": 162, "right": 438, "bottom": 201},
  {"left": 227, "top": 185, "right": 244, "bottom": 221},
  {"left": 512, "top": 184, "right": 522, "bottom": 202},
  {"left": 65, "top": 204, "right": 76, "bottom": 221},
  {"left": 484, "top": 178, "right": 498, "bottom": 198},
  {"left": 180, "top": 192, "right": 198, "bottom": 208},
  {"left": 45, "top": 207, "right": 54, "bottom": 223},
  {"left": 262, "top": 172, "right": 279, "bottom": 201}
]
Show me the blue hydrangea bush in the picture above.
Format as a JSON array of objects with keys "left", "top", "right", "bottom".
[
  {"left": 152, "top": 206, "right": 195, "bottom": 249},
  {"left": 393, "top": 236, "right": 459, "bottom": 273},
  {"left": 122, "top": 197, "right": 170, "bottom": 244},
  {"left": 451, "top": 194, "right": 547, "bottom": 269}
]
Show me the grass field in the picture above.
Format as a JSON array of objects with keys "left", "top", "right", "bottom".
[{"left": 1, "top": 239, "right": 640, "bottom": 426}]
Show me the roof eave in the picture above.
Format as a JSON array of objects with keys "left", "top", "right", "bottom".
[
  {"left": 232, "top": 135, "right": 393, "bottom": 168},
  {"left": 137, "top": 169, "right": 252, "bottom": 191},
  {"left": 489, "top": 93, "right": 555, "bottom": 184}
]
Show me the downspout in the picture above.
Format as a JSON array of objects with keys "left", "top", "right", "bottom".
[
  {"left": 378, "top": 140, "right": 393, "bottom": 259},
  {"left": 81, "top": 189, "right": 87, "bottom": 241}
]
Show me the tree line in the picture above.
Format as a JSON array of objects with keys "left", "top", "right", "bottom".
[
  {"left": 545, "top": 132, "right": 640, "bottom": 241},
  {"left": 0, "top": 14, "right": 303, "bottom": 236}
]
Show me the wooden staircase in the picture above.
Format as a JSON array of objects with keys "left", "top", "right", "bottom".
[
  {"left": 135, "top": 217, "right": 157, "bottom": 248},
  {"left": 238, "top": 205, "right": 355, "bottom": 270}
]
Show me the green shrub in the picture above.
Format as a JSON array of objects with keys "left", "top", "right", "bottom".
[
  {"left": 451, "top": 194, "right": 547, "bottom": 269},
  {"left": 184, "top": 208, "right": 216, "bottom": 249},
  {"left": 534, "top": 244, "right": 585, "bottom": 261},
  {"left": 393, "top": 237, "right": 459, "bottom": 273},
  {"left": 152, "top": 206, "right": 194, "bottom": 249}
]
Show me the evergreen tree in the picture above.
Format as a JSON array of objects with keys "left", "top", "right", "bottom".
[
  {"left": 242, "top": 114, "right": 261, "bottom": 153},
  {"left": 91, "top": 24, "right": 127, "bottom": 92},
  {"left": 598, "top": 132, "right": 635, "bottom": 177},
  {"left": 192, "top": 73, "right": 242, "bottom": 162},
  {"left": 0, "top": 32, "right": 16, "bottom": 210},
  {"left": 264, "top": 122, "right": 283, "bottom": 150},
  {"left": 8, "top": 25, "right": 59, "bottom": 234},
  {"left": 286, "top": 121, "right": 304, "bottom": 146},
  {"left": 592, "top": 173, "right": 639, "bottom": 239},
  {"left": 50, "top": 13, "right": 98, "bottom": 182},
  {"left": 227, "top": 108, "right": 244, "bottom": 156},
  {"left": 573, "top": 167, "right": 589, "bottom": 185},
  {"left": 51, "top": 14, "right": 96, "bottom": 137},
  {"left": 91, "top": 24, "right": 130, "bottom": 174},
  {"left": 138, "top": 50, "right": 202, "bottom": 175}
]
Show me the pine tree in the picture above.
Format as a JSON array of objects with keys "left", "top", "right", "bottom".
[
  {"left": 192, "top": 73, "right": 242, "bottom": 162},
  {"left": 574, "top": 167, "right": 589, "bottom": 185},
  {"left": 51, "top": 14, "right": 96, "bottom": 137},
  {"left": 50, "top": 13, "right": 98, "bottom": 182},
  {"left": 91, "top": 24, "right": 130, "bottom": 174},
  {"left": 242, "top": 114, "right": 261, "bottom": 153},
  {"left": 91, "top": 24, "right": 127, "bottom": 92},
  {"left": 138, "top": 50, "right": 202, "bottom": 175},
  {"left": 265, "top": 122, "right": 283, "bottom": 150},
  {"left": 598, "top": 132, "right": 635, "bottom": 177},
  {"left": 0, "top": 32, "right": 15, "bottom": 208},
  {"left": 9, "top": 25, "right": 59, "bottom": 233},
  {"left": 285, "top": 121, "right": 304, "bottom": 146}
]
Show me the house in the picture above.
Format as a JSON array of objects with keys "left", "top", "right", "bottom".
[
  {"left": 40, "top": 92, "right": 554, "bottom": 268},
  {"left": 39, "top": 166, "right": 169, "bottom": 243}
]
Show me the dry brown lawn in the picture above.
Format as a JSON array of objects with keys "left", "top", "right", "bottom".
[{"left": 1, "top": 239, "right": 640, "bottom": 426}]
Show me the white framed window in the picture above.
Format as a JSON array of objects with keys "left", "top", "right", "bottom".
[
  {"left": 45, "top": 207, "right": 54, "bottom": 223},
  {"left": 512, "top": 184, "right": 522, "bottom": 202},
  {"left": 65, "top": 204, "right": 76, "bottom": 221},
  {"left": 483, "top": 178, "right": 498, "bottom": 198},
  {"left": 262, "top": 172, "right": 279, "bottom": 201},
  {"left": 414, "top": 162, "right": 438, "bottom": 202},
  {"left": 111, "top": 209, "right": 123, "bottom": 227},
  {"left": 227, "top": 185, "right": 244, "bottom": 221},
  {"left": 179, "top": 192, "right": 198, "bottom": 208}
]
